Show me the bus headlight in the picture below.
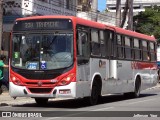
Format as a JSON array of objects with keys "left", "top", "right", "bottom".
[
  {"left": 10, "top": 75, "right": 24, "bottom": 86},
  {"left": 58, "top": 73, "right": 75, "bottom": 86}
]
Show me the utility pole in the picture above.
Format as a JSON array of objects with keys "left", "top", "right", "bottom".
[
  {"left": 128, "top": 0, "right": 133, "bottom": 30},
  {"left": 116, "top": 0, "right": 121, "bottom": 27},
  {"left": 0, "top": 0, "right": 3, "bottom": 53},
  {"left": 121, "top": 0, "right": 129, "bottom": 28},
  {"left": 91, "top": 0, "right": 98, "bottom": 21}
]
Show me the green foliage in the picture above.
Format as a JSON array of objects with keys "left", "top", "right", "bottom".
[{"left": 133, "top": 6, "right": 160, "bottom": 42}]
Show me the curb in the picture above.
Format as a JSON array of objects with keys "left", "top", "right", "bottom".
[{"left": 146, "top": 83, "right": 160, "bottom": 90}]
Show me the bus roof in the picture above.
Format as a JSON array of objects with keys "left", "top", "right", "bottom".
[
  {"left": 108, "top": 25, "right": 156, "bottom": 41},
  {"left": 15, "top": 15, "right": 156, "bottom": 41},
  {"left": 15, "top": 15, "right": 106, "bottom": 29}
]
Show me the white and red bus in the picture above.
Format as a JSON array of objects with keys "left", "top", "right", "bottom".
[{"left": 9, "top": 16, "right": 158, "bottom": 105}]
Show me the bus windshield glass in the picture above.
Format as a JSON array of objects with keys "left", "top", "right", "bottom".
[{"left": 11, "top": 32, "right": 73, "bottom": 70}]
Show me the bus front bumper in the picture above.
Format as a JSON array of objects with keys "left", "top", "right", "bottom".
[{"left": 9, "top": 82, "right": 76, "bottom": 99}]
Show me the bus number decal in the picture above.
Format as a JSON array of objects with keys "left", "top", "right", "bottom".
[{"left": 26, "top": 62, "right": 38, "bottom": 70}]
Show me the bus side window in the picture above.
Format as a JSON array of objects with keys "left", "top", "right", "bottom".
[
  {"left": 124, "top": 36, "right": 132, "bottom": 59},
  {"left": 99, "top": 30, "right": 106, "bottom": 57},
  {"left": 77, "top": 30, "right": 90, "bottom": 64},
  {"left": 116, "top": 34, "right": 124, "bottom": 58},
  {"left": 150, "top": 42, "right": 156, "bottom": 61},
  {"left": 142, "top": 40, "right": 149, "bottom": 61},
  {"left": 77, "top": 31, "right": 88, "bottom": 56},
  {"left": 134, "top": 38, "right": 141, "bottom": 60},
  {"left": 91, "top": 29, "right": 100, "bottom": 56},
  {"left": 106, "top": 30, "right": 115, "bottom": 58}
]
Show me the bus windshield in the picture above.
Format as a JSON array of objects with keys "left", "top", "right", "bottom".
[{"left": 11, "top": 32, "right": 73, "bottom": 70}]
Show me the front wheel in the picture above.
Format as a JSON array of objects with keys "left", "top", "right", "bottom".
[
  {"left": 85, "top": 80, "right": 101, "bottom": 105},
  {"left": 35, "top": 98, "right": 48, "bottom": 105}
]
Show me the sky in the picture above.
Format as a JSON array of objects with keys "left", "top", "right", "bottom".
[{"left": 98, "top": 0, "right": 106, "bottom": 11}]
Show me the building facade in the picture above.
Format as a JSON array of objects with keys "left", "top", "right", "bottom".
[
  {"left": 107, "top": 0, "right": 160, "bottom": 12},
  {"left": 3, "top": 0, "right": 77, "bottom": 30},
  {"left": 2, "top": 0, "right": 77, "bottom": 55},
  {"left": 3, "top": 0, "right": 76, "bottom": 17},
  {"left": 77, "top": 0, "right": 116, "bottom": 26},
  {"left": 106, "top": 0, "right": 160, "bottom": 29}
]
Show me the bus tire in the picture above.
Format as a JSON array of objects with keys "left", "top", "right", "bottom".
[
  {"left": 132, "top": 77, "right": 141, "bottom": 98},
  {"left": 158, "top": 70, "right": 160, "bottom": 82},
  {"left": 35, "top": 98, "right": 48, "bottom": 105},
  {"left": 124, "top": 77, "right": 141, "bottom": 98},
  {"left": 88, "top": 79, "right": 102, "bottom": 105}
]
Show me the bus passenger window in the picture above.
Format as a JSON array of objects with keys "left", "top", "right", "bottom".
[
  {"left": 91, "top": 30, "right": 100, "bottom": 56},
  {"left": 107, "top": 31, "right": 115, "bottom": 57},
  {"left": 134, "top": 39, "right": 141, "bottom": 60},
  {"left": 77, "top": 31, "right": 89, "bottom": 58},
  {"left": 142, "top": 41, "right": 149, "bottom": 61},
  {"left": 116, "top": 34, "right": 124, "bottom": 58},
  {"left": 124, "top": 37, "right": 131, "bottom": 59},
  {"left": 150, "top": 42, "right": 156, "bottom": 61},
  {"left": 100, "top": 30, "right": 106, "bottom": 57}
]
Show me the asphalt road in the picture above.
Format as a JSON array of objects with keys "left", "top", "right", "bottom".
[{"left": 0, "top": 85, "right": 160, "bottom": 120}]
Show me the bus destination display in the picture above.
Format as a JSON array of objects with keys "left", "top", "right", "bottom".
[{"left": 13, "top": 19, "right": 72, "bottom": 31}]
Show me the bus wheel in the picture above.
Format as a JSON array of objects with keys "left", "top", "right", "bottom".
[
  {"left": 35, "top": 98, "right": 48, "bottom": 105},
  {"left": 133, "top": 78, "right": 141, "bottom": 98},
  {"left": 89, "top": 80, "right": 101, "bottom": 105},
  {"left": 124, "top": 78, "right": 141, "bottom": 98},
  {"left": 158, "top": 70, "right": 160, "bottom": 82}
]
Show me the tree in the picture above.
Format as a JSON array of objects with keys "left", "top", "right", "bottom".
[{"left": 133, "top": 6, "right": 160, "bottom": 42}]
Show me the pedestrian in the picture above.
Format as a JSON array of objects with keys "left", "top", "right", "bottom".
[{"left": 0, "top": 55, "right": 9, "bottom": 94}]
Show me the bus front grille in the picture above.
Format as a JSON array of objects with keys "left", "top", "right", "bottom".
[{"left": 28, "top": 88, "right": 53, "bottom": 93}]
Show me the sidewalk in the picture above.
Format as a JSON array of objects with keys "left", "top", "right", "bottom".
[
  {"left": 148, "top": 82, "right": 160, "bottom": 90},
  {"left": 0, "top": 92, "right": 35, "bottom": 106},
  {"left": 0, "top": 83, "right": 160, "bottom": 107}
]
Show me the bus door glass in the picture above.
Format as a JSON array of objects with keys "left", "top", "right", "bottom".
[{"left": 76, "top": 26, "right": 90, "bottom": 84}]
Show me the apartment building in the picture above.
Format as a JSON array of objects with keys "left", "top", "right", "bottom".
[{"left": 107, "top": 0, "right": 160, "bottom": 12}]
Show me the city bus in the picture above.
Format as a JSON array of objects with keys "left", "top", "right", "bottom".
[
  {"left": 9, "top": 16, "right": 158, "bottom": 105},
  {"left": 157, "top": 45, "right": 160, "bottom": 81}
]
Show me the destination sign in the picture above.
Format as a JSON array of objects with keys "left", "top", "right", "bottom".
[{"left": 13, "top": 19, "right": 73, "bottom": 31}]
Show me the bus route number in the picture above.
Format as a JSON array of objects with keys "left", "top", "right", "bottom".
[{"left": 25, "top": 23, "right": 34, "bottom": 29}]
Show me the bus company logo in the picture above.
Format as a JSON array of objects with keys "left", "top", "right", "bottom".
[
  {"left": 99, "top": 60, "right": 106, "bottom": 68},
  {"left": 2, "top": 112, "right": 12, "bottom": 117},
  {"left": 37, "top": 81, "right": 43, "bottom": 87}
]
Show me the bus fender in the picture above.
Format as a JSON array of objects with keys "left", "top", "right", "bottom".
[{"left": 90, "top": 73, "right": 102, "bottom": 92}]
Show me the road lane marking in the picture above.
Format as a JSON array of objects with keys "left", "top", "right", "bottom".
[
  {"left": 90, "top": 107, "right": 114, "bottom": 111},
  {"left": 128, "top": 98, "right": 157, "bottom": 105},
  {"left": 44, "top": 97, "right": 159, "bottom": 119},
  {"left": 45, "top": 107, "right": 114, "bottom": 119}
]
